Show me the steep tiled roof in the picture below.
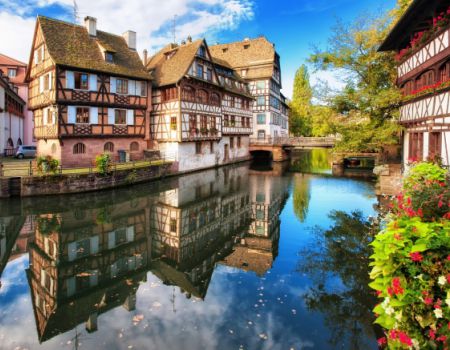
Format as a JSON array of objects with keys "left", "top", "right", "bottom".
[
  {"left": 146, "top": 39, "right": 204, "bottom": 86},
  {"left": 37, "top": 16, "right": 151, "bottom": 80},
  {"left": 0, "top": 53, "right": 27, "bottom": 84},
  {"left": 210, "top": 37, "right": 277, "bottom": 79}
]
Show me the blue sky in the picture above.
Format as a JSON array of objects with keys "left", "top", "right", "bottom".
[{"left": 0, "top": 0, "right": 397, "bottom": 97}]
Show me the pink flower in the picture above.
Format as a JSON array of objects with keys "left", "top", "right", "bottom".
[
  {"left": 410, "top": 252, "right": 423, "bottom": 262},
  {"left": 424, "top": 297, "right": 433, "bottom": 305},
  {"left": 377, "top": 337, "right": 387, "bottom": 346}
]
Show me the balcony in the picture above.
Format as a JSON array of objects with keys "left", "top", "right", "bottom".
[
  {"left": 34, "top": 125, "right": 58, "bottom": 139},
  {"left": 398, "top": 28, "right": 450, "bottom": 79},
  {"left": 57, "top": 89, "right": 147, "bottom": 108}
]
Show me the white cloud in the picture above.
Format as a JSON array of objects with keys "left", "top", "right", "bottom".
[{"left": 0, "top": 0, "right": 254, "bottom": 62}]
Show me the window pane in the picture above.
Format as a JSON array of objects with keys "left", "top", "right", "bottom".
[{"left": 115, "top": 110, "right": 126, "bottom": 124}]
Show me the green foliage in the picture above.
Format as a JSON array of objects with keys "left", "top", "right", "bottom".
[
  {"left": 36, "top": 155, "right": 59, "bottom": 175},
  {"left": 308, "top": 8, "right": 405, "bottom": 152},
  {"left": 290, "top": 65, "right": 313, "bottom": 136},
  {"left": 369, "top": 218, "right": 450, "bottom": 348},
  {"left": 37, "top": 215, "right": 61, "bottom": 235},
  {"left": 370, "top": 162, "right": 450, "bottom": 348},
  {"left": 95, "top": 153, "right": 112, "bottom": 175},
  {"left": 126, "top": 169, "right": 138, "bottom": 184}
]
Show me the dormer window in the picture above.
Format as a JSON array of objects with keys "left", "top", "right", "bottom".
[
  {"left": 244, "top": 44, "right": 250, "bottom": 49},
  {"left": 222, "top": 48, "right": 228, "bottom": 53},
  {"left": 105, "top": 52, "right": 114, "bottom": 63},
  {"left": 198, "top": 46, "right": 206, "bottom": 58}
]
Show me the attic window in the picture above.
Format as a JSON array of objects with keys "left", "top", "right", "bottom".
[
  {"left": 244, "top": 44, "right": 250, "bottom": 49},
  {"left": 198, "top": 46, "right": 206, "bottom": 58},
  {"left": 165, "top": 51, "right": 176, "bottom": 60},
  {"left": 105, "top": 52, "right": 114, "bottom": 63},
  {"left": 222, "top": 48, "right": 228, "bottom": 53}
]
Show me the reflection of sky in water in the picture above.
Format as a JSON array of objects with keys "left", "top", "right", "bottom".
[{"left": 0, "top": 169, "right": 378, "bottom": 350}]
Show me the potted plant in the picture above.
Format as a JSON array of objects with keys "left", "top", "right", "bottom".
[{"left": 200, "top": 127, "right": 209, "bottom": 135}]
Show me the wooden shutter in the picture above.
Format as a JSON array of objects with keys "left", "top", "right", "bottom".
[
  {"left": 128, "top": 80, "right": 136, "bottom": 95},
  {"left": 66, "top": 71, "right": 74, "bottom": 89},
  {"left": 48, "top": 72, "right": 53, "bottom": 90},
  {"left": 68, "top": 106, "right": 76, "bottom": 124},
  {"left": 90, "top": 107, "right": 98, "bottom": 124},
  {"left": 89, "top": 74, "right": 97, "bottom": 91},
  {"left": 126, "top": 110, "right": 134, "bottom": 125}
]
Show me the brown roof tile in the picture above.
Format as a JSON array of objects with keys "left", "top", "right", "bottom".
[
  {"left": 38, "top": 16, "right": 151, "bottom": 80},
  {"left": 146, "top": 39, "right": 204, "bottom": 86},
  {"left": 210, "top": 37, "right": 277, "bottom": 79}
]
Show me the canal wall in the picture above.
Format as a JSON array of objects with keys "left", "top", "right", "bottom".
[{"left": 2, "top": 164, "right": 170, "bottom": 198}]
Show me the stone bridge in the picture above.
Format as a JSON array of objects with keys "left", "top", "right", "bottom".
[{"left": 249, "top": 137, "right": 337, "bottom": 161}]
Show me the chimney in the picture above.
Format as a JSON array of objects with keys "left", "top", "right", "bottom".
[
  {"left": 84, "top": 16, "right": 97, "bottom": 37},
  {"left": 123, "top": 31, "right": 137, "bottom": 50},
  {"left": 243, "top": 37, "right": 250, "bottom": 42},
  {"left": 187, "top": 35, "right": 192, "bottom": 43},
  {"left": 143, "top": 49, "right": 148, "bottom": 65}
]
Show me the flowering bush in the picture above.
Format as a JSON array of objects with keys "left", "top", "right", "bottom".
[
  {"left": 370, "top": 162, "right": 450, "bottom": 348},
  {"left": 36, "top": 155, "right": 59, "bottom": 175},
  {"left": 95, "top": 153, "right": 112, "bottom": 175}
]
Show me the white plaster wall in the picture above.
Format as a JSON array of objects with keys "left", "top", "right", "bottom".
[{"left": 0, "top": 112, "right": 5, "bottom": 154}]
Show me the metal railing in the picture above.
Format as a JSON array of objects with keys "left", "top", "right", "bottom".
[
  {"left": 250, "top": 136, "right": 338, "bottom": 146},
  {"left": 0, "top": 152, "right": 176, "bottom": 178}
]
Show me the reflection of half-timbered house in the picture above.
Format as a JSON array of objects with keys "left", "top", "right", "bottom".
[
  {"left": 27, "top": 196, "right": 151, "bottom": 342},
  {"left": 210, "top": 37, "right": 289, "bottom": 140},
  {"left": 150, "top": 166, "right": 252, "bottom": 298},
  {"left": 26, "top": 16, "right": 152, "bottom": 167},
  {"left": 379, "top": 0, "right": 450, "bottom": 166},
  {"left": 146, "top": 38, "right": 253, "bottom": 172}
]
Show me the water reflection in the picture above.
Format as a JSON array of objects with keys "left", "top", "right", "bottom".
[
  {"left": 297, "top": 211, "right": 380, "bottom": 349},
  {"left": 0, "top": 159, "right": 379, "bottom": 349},
  {"left": 290, "top": 149, "right": 332, "bottom": 175}
]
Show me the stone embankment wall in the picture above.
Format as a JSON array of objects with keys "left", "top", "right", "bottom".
[
  {"left": 1, "top": 164, "right": 171, "bottom": 198},
  {"left": 374, "top": 164, "right": 403, "bottom": 196}
]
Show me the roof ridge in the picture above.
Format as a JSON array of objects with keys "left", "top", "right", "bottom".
[{"left": 0, "top": 53, "right": 27, "bottom": 66}]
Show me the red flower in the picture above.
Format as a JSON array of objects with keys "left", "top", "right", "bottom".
[
  {"left": 437, "top": 335, "right": 447, "bottom": 342},
  {"left": 429, "top": 329, "right": 436, "bottom": 340},
  {"left": 438, "top": 200, "right": 444, "bottom": 208},
  {"left": 424, "top": 297, "right": 433, "bottom": 305},
  {"left": 447, "top": 255, "right": 450, "bottom": 261},
  {"left": 410, "top": 252, "right": 423, "bottom": 262},
  {"left": 398, "top": 332, "right": 412, "bottom": 346},
  {"left": 377, "top": 337, "right": 387, "bottom": 346}
]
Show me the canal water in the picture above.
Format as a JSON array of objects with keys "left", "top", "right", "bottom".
[{"left": 0, "top": 150, "right": 379, "bottom": 350}]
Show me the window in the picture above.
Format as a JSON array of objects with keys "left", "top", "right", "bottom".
[
  {"left": 130, "top": 142, "right": 139, "bottom": 151},
  {"left": 115, "top": 109, "right": 126, "bottom": 124},
  {"left": 44, "top": 74, "right": 51, "bottom": 91},
  {"left": 210, "top": 141, "right": 214, "bottom": 154},
  {"left": 230, "top": 137, "right": 234, "bottom": 149},
  {"left": 195, "top": 142, "right": 202, "bottom": 154},
  {"left": 116, "top": 78, "right": 128, "bottom": 94},
  {"left": 170, "top": 117, "right": 177, "bottom": 130},
  {"left": 230, "top": 116, "right": 236, "bottom": 127},
  {"left": 76, "top": 107, "right": 90, "bottom": 123},
  {"left": 210, "top": 116, "right": 216, "bottom": 130},
  {"left": 256, "top": 81, "right": 265, "bottom": 89},
  {"left": 224, "top": 115, "right": 229, "bottom": 127},
  {"left": 197, "top": 89, "right": 208, "bottom": 104},
  {"left": 237, "top": 136, "right": 241, "bottom": 148},
  {"left": 73, "top": 143, "right": 86, "bottom": 154},
  {"left": 189, "top": 114, "right": 197, "bottom": 130},
  {"left": 270, "top": 96, "right": 280, "bottom": 109},
  {"left": 409, "top": 132, "right": 424, "bottom": 161},
  {"left": 105, "top": 52, "right": 114, "bottom": 63},
  {"left": 257, "top": 114, "right": 266, "bottom": 124},
  {"left": 416, "top": 70, "right": 434, "bottom": 90},
  {"left": 257, "top": 130, "right": 265, "bottom": 139},
  {"left": 74, "top": 72, "right": 89, "bottom": 90},
  {"left": 256, "top": 193, "right": 265, "bottom": 203},
  {"left": 196, "top": 64, "right": 204, "bottom": 79},
  {"left": 170, "top": 219, "right": 177, "bottom": 233},
  {"left": 206, "top": 68, "right": 212, "bottom": 82},
  {"left": 7, "top": 69, "right": 17, "bottom": 78},
  {"left": 200, "top": 115, "right": 207, "bottom": 129},
  {"left": 210, "top": 93, "right": 220, "bottom": 106},
  {"left": 182, "top": 86, "right": 195, "bottom": 101},
  {"left": 104, "top": 142, "right": 114, "bottom": 152},
  {"left": 429, "top": 132, "right": 442, "bottom": 160},
  {"left": 198, "top": 46, "right": 206, "bottom": 57},
  {"left": 257, "top": 96, "right": 265, "bottom": 106},
  {"left": 140, "top": 82, "right": 147, "bottom": 97}
]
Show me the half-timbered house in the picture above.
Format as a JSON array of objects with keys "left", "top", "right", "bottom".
[
  {"left": 0, "top": 71, "right": 25, "bottom": 156},
  {"left": 379, "top": 0, "right": 450, "bottom": 166},
  {"left": 146, "top": 38, "right": 253, "bottom": 172},
  {"left": 26, "top": 16, "right": 152, "bottom": 167},
  {"left": 0, "top": 53, "right": 34, "bottom": 145},
  {"left": 210, "top": 37, "right": 289, "bottom": 141}
]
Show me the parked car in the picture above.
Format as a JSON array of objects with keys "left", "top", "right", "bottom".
[{"left": 15, "top": 145, "right": 37, "bottom": 159}]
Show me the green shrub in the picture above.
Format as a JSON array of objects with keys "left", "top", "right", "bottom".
[
  {"left": 370, "top": 161, "right": 450, "bottom": 348},
  {"left": 392, "top": 162, "right": 449, "bottom": 222},
  {"left": 370, "top": 217, "right": 450, "bottom": 348},
  {"left": 95, "top": 153, "right": 112, "bottom": 175},
  {"left": 36, "top": 155, "right": 59, "bottom": 175}
]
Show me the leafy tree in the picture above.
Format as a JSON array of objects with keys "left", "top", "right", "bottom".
[
  {"left": 308, "top": 5, "right": 409, "bottom": 152},
  {"left": 289, "top": 65, "right": 313, "bottom": 136},
  {"left": 293, "top": 174, "right": 311, "bottom": 222}
]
